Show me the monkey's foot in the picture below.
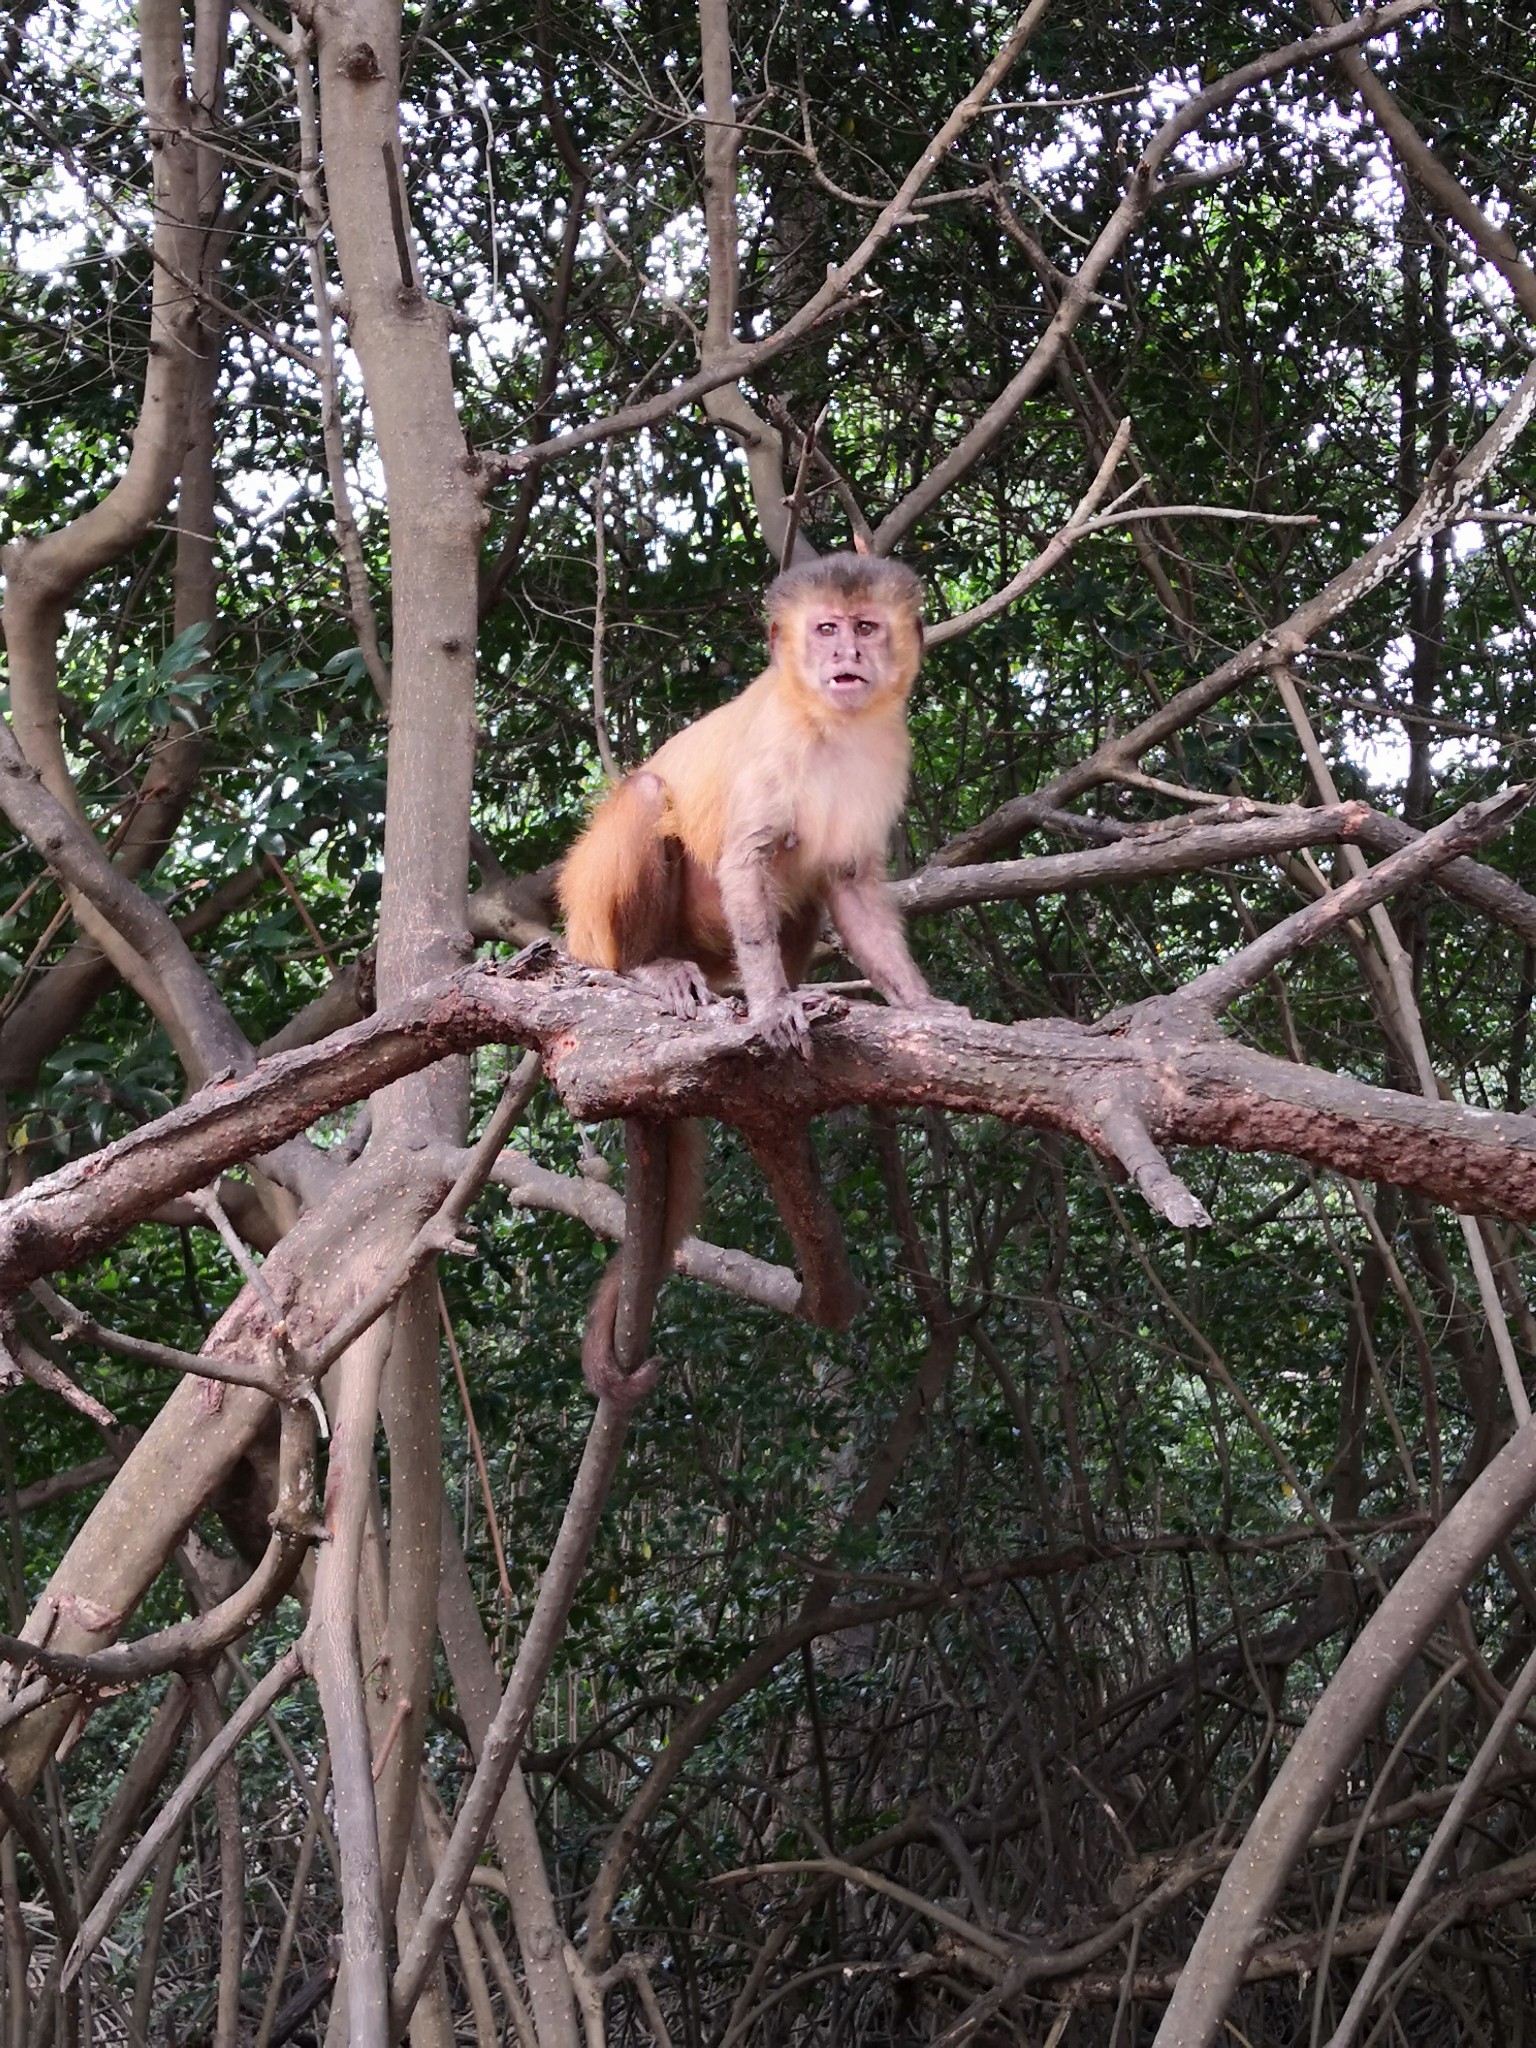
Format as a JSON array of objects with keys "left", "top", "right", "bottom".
[{"left": 630, "top": 958, "right": 715, "bottom": 1019}]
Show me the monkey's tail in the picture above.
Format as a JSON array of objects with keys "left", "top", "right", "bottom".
[
  {"left": 558, "top": 771, "right": 671, "bottom": 970},
  {"left": 582, "top": 1120, "right": 706, "bottom": 1408}
]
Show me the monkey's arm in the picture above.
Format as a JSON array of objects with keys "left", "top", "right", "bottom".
[
  {"left": 826, "top": 864, "right": 961, "bottom": 1011},
  {"left": 716, "top": 821, "right": 814, "bottom": 1053}
]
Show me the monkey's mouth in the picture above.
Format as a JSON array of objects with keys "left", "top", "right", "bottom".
[{"left": 827, "top": 671, "right": 870, "bottom": 700}]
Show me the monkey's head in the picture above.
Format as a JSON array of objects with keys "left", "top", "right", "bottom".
[{"left": 766, "top": 553, "right": 923, "bottom": 717}]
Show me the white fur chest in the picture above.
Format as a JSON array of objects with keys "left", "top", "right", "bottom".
[{"left": 788, "top": 715, "right": 910, "bottom": 879}]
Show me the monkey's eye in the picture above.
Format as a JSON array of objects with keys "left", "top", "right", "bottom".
[
  {"left": 854, "top": 619, "right": 879, "bottom": 635},
  {"left": 815, "top": 620, "right": 839, "bottom": 635}
]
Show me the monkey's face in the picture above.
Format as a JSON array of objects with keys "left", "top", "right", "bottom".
[{"left": 776, "top": 599, "right": 917, "bottom": 713}]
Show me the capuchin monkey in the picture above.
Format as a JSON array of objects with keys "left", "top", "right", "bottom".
[{"left": 559, "top": 552, "right": 960, "bottom": 1404}]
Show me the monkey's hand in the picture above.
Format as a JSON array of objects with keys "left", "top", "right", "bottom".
[
  {"left": 748, "top": 988, "right": 833, "bottom": 1060},
  {"left": 631, "top": 957, "right": 716, "bottom": 1019},
  {"left": 898, "top": 992, "right": 971, "bottom": 1020}
]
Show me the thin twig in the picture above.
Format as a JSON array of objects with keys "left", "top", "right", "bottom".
[
  {"left": 303, "top": 1052, "right": 541, "bottom": 1380},
  {"left": 186, "top": 1182, "right": 288, "bottom": 1328},
  {"left": 779, "top": 401, "right": 829, "bottom": 570},
  {"left": 192, "top": 1674, "right": 244, "bottom": 2048},
  {"left": 28, "top": 1279, "right": 279, "bottom": 1393},
  {"left": 63, "top": 1644, "right": 304, "bottom": 1989},
  {"left": 439, "top": 1285, "right": 513, "bottom": 1612},
  {"left": 1309, "top": 1659, "right": 1466, "bottom": 2048},
  {"left": 253, "top": 1750, "right": 331, "bottom": 2048},
  {"left": 391, "top": 1398, "right": 640, "bottom": 2032},
  {"left": 714, "top": 1855, "right": 1015, "bottom": 1963},
  {"left": 925, "top": 419, "right": 1132, "bottom": 646},
  {"left": 1322, "top": 1639, "right": 1536, "bottom": 2048},
  {"left": 590, "top": 441, "right": 621, "bottom": 783},
  {"left": 1271, "top": 663, "right": 1533, "bottom": 1424}
]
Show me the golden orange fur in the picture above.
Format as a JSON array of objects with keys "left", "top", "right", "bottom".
[
  {"left": 559, "top": 554, "right": 957, "bottom": 1405},
  {"left": 561, "top": 553, "right": 926, "bottom": 1017}
]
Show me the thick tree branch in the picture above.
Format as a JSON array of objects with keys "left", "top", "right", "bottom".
[
  {"left": 6, "top": 948, "right": 1536, "bottom": 1301},
  {"left": 903, "top": 797, "right": 1536, "bottom": 949},
  {"left": 482, "top": 1144, "right": 802, "bottom": 1313},
  {"left": 1, "top": 0, "right": 202, "bottom": 796},
  {"left": 0, "top": 1406, "right": 316, "bottom": 1691},
  {"left": 696, "top": 0, "right": 805, "bottom": 563},
  {"left": 292, "top": 22, "right": 392, "bottom": 708},
  {"left": 312, "top": 0, "right": 482, "bottom": 1152},
  {"left": 0, "top": 0, "right": 245, "bottom": 1078},
  {"left": 0, "top": 1144, "right": 460, "bottom": 1800},
  {"left": 0, "top": 711, "right": 252, "bottom": 1087},
  {"left": 1176, "top": 787, "right": 1531, "bottom": 1013},
  {"left": 901, "top": 801, "right": 1363, "bottom": 912}
]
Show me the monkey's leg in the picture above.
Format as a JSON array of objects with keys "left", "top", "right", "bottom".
[
  {"left": 563, "top": 772, "right": 695, "bottom": 989},
  {"left": 629, "top": 957, "right": 714, "bottom": 1017},
  {"left": 582, "top": 1121, "right": 704, "bottom": 1407},
  {"left": 742, "top": 1120, "right": 866, "bottom": 1332}
]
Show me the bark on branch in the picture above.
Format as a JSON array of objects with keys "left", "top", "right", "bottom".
[{"left": 5, "top": 949, "right": 1536, "bottom": 1302}]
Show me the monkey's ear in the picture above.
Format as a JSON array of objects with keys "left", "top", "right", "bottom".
[
  {"left": 768, "top": 619, "right": 781, "bottom": 651},
  {"left": 851, "top": 532, "right": 872, "bottom": 557}
]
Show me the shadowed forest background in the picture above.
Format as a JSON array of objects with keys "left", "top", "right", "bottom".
[{"left": 1, "top": 0, "right": 1536, "bottom": 2043}]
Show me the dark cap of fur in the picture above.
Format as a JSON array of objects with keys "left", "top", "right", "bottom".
[{"left": 766, "top": 552, "right": 923, "bottom": 625}]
